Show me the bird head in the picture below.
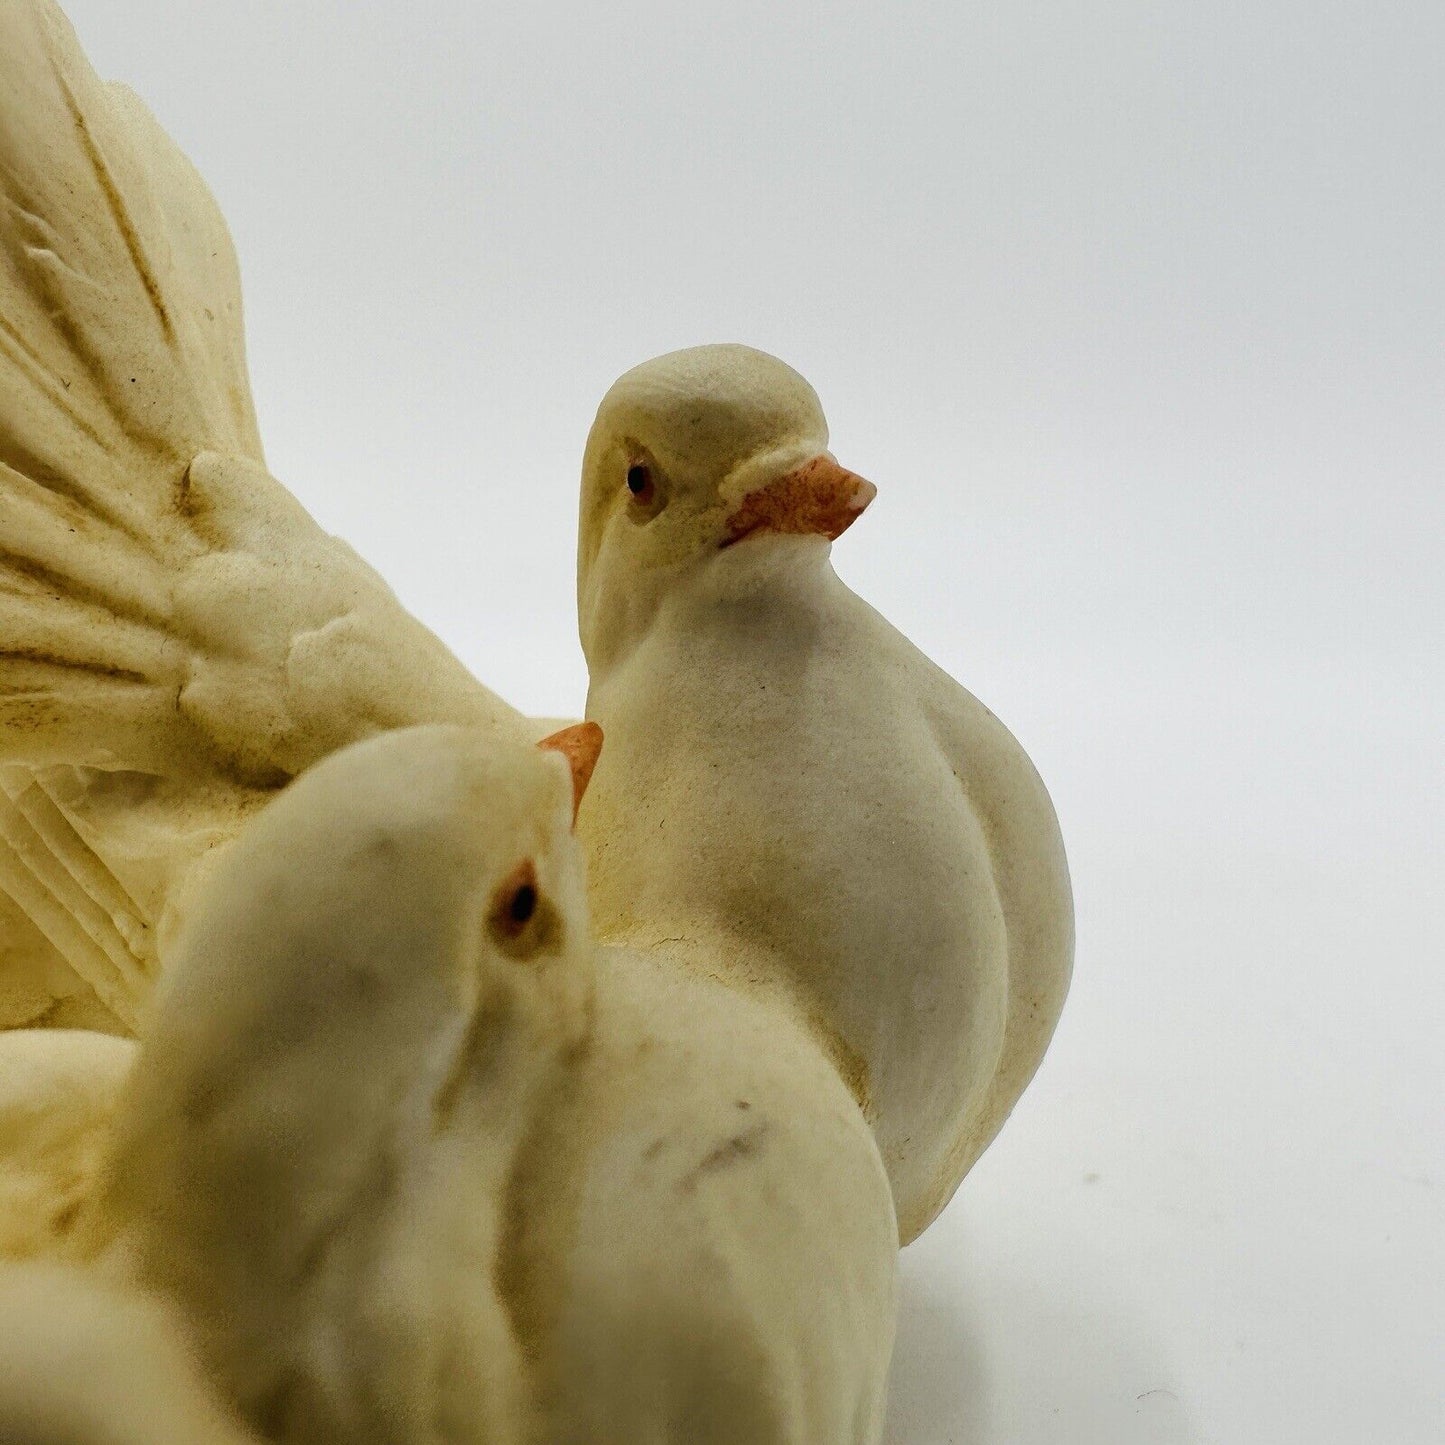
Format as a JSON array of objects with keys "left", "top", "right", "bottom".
[
  {"left": 578, "top": 344, "right": 874, "bottom": 668},
  {"left": 103, "top": 723, "right": 602, "bottom": 1418}
]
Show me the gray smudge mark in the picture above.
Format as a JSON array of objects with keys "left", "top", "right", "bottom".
[{"left": 678, "top": 1122, "right": 770, "bottom": 1194}]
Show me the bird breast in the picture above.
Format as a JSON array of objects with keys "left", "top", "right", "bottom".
[{"left": 579, "top": 571, "right": 1010, "bottom": 1232}]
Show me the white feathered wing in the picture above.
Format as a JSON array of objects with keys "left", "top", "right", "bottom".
[{"left": 0, "top": 0, "right": 527, "bottom": 1032}]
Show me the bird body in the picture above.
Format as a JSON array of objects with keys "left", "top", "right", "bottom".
[
  {"left": 516, "top": 942, "right": 898, "bottom": 1444},
  {"left": 577, "top": 346, "right": 1073, "bottom": 1241}
]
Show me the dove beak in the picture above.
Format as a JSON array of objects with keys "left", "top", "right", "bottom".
[
  {"left": 537, "top": 721, "right": 605, "bottom": 825},
  {"left": 722, "top": 455, "right": 876, "bottom": 549}
]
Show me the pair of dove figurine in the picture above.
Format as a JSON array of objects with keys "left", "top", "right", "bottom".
[{"left": 0, "top": 1, "right": 1073, "bottom": 1440}]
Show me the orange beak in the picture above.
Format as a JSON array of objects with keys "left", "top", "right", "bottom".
[
  {"left": 722, "top": 455, "right": 876, "bottom": 549},
  {"left": 536, "top": 721, "right": 604, "bottom": 825}
]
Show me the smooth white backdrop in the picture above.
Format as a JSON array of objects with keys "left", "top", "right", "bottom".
[{"left": 58, "top": 2, "right": 1443, "bottom": 1441}]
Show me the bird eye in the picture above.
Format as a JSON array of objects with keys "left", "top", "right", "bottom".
[
  {"left": 626, "top": 463, "right": 655, "bottom": 505},
  {"left": 488, "top": 860, "right": 560, "bottom": 959},
  {"left": 623, "top": 458, "right": 667, "bottom": 517},
  {"left": 507, "top": 883, "right": 537, "bottom": 926}
]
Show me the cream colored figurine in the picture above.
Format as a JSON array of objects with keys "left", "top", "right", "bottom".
[
  {"left": 578, "top": 345, "right": 1073, "bottom": 1242},
  {"left": 99, "top": 726, "right": 595, "bottom": 1445},
  {"left": 0, "top": 0, "right": 1070, "bottom": 1440},
  {"left": 96, "top": 725, "right": 897, "bottom": 1443}
]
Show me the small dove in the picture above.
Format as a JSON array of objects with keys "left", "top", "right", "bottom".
[
  {"left": 97, "top": 723, "right": 598, "bottom": 1445},
  {"left": 93, "top": 720, "right": 896, "bottom": 1444},
  {"left": 577, "top": 344, "right": 1074, "bottom": 1241}
]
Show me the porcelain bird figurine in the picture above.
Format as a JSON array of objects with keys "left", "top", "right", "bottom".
[
  {"left": 94, "top": 724, "right": 897, "bottom": 1444},
  {"left": 577, "top": 344, "right": 1074, "bottom": 1241},
  {"left": 0, "top": 2, "right": 1068, "bottom": 1438},
  {"left": 97, "top": 725, "right": 596, "bottom": 1445}
]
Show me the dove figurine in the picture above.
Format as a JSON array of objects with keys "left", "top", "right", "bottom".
[
  {"left": 96, "top": 723, "right": 597, "bottom": 1445},
  {"left": 94, "top": 722, "right": 897, "bottom": 1445},
  {"left": 0, "top": 4, "right": 1040, "bottom": 1434},
  {"left": 576, "top": 344, "right": 1074, "bottom": 1242},
  {"left": 0, "top": 0, "right": 532, "bottom": 1036}
]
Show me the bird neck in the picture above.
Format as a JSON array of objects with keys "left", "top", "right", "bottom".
[{"left": 584, "top": 537, "right": 839, "bottom": 685}]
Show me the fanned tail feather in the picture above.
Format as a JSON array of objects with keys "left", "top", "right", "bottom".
[
  {"left": 0, "top": 0, "right": 268, "bottom": 1024},
  {"left": 0, "top": 0, "right": 267, "bottom": 775},
  {"left": 0, "top": 2, "right": 525, "bottom": 1030},
  {"left": 0, "top": 1, "right": 262, "bottom": 495}
]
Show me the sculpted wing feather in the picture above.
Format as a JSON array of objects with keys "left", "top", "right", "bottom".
[{"left": 0, "top": 0, "right": 526, "bottom": 1029}]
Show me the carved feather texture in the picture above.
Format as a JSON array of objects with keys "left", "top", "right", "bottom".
[
  {"left": 1, "top": 0, "right": 244, "bottom": 774},
  {"left": 0, "top": 0, "right": 525, "bottom": 1025}
]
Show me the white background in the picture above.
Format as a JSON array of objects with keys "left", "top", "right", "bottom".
[{"left": 60, "top": 2, "right": 1442, "bottom": 1441}]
